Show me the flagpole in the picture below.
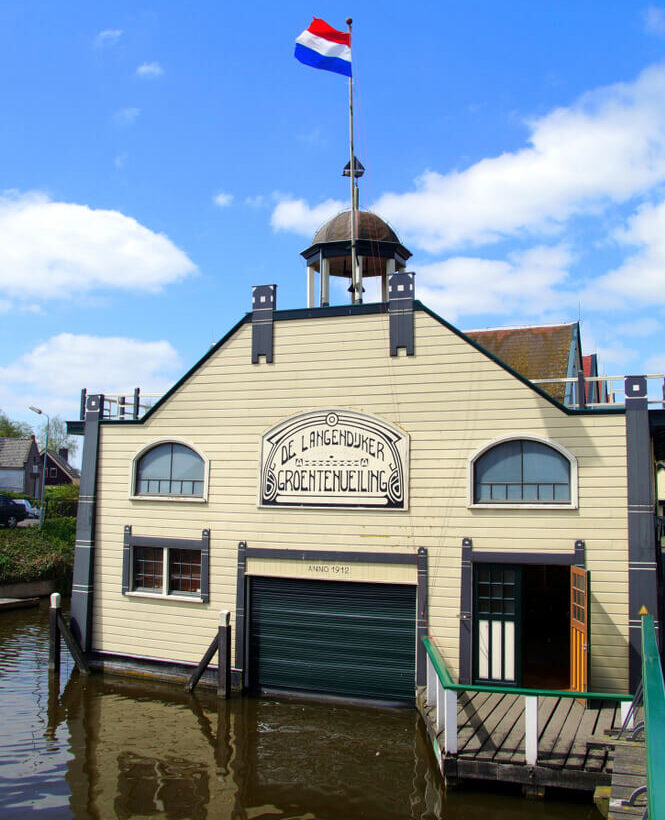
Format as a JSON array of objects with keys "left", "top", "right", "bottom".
[{"left": 346, "top": 17, "right": 360, "bottom": 304}]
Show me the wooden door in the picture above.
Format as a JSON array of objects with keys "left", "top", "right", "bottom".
[{"left": 570, "top": 566, "right": 589, "bottom": 692}]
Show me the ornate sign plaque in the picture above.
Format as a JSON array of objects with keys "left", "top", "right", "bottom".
[{"left": 259, "top": 410, "right": 409, "bottom": 509}]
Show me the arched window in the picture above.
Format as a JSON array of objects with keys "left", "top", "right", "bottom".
[
  {"left": 135, "top": 443, "right": 205, "bottom": 497},
  {"left": 472, "top": 439, "right": 573, "bottom": 505}
]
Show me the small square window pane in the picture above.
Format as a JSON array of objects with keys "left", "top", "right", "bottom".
[
  {"left": 523, "top": 484, "right": 538, "bottom": 500},
  {"left": 476, "top": 484, "right": 492, "bottom": 501},
  {"left": 478, "top": 567, "right": 490, "bottom": 582},
  {"left": 554, "top": 484, "right": 570, "bottom": 502},
  {"left": 507, "top": 484, "right": 522, "bottom": 500},
  {"left": 538, "top": 484, "right": 554, "bottom": 501},
  {"left": 491, "top": 484, "right": 507, "bottom": 501}
]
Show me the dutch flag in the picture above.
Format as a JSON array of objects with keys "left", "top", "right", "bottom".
[{"left": 295, "top": 18, "right": 352, "bottom": 77}]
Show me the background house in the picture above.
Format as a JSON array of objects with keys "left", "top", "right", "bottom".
[
  {"left": 41, "top": 447, "right": 81, "bottom": 487},
  {"left": 0, "top": 437, "right": 41, "bottom": 496}
]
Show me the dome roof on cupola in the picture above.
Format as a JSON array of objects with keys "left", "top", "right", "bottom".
[{"left": 312, "top": 210, "right": 401, "bottom": 245}]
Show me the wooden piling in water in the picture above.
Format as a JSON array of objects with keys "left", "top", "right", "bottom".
[{"left": 49, "top": 592, "right": 61, "bottom": 672}]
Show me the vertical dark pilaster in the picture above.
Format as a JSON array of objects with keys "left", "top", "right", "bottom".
[
  {"left": 132, "top": 387, "right": 140, "bottom": 420},
  {"left": 577, "top": 372, "right": 586, "bottom": 409},
  {"left": 458, "top": 537, "right": 473, "bottom": 684},
  {"left": 625, "top": 376, "right": 659, "bottom": 690},
  {"left": 235, "top": 541, "right": 247, "bottom": 687},
  {"left": 121, "top": 525, "right": 131, "bottom": 594},
  {"left": 388, "top": 272, "right": 415, "bottom": 357},
  {"left": 416, "top": 547, "right": 428, "bottom": 685},
  {"left": 70, "top": 393, "right": 103, "bottom": 653},
  {"left": 251, "top": 284, "right": 276, "bottom": 363},
  {"left": 201, "top": 529, "right": 210, "bottom": 603},
  {"left": 574, "top": 539, "right": 586, "bottom": 567}
]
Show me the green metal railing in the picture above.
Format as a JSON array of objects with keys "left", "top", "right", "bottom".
[
  {"left": 641, "top": 614, "right": 665, "bottom": 819},
  {"left": 421, "top": 636, "right": 631, "bottom": 765},
  {"left": 422, "top": 636, "right": 632, "bottom": 702}
]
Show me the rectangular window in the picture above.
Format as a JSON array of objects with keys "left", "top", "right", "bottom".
[
  {"left": 123, "top": 528, "right": 210, "bottom": 602},
  {"left": 132, "top": 546, "right": 202, "bottom": 596},
  {"left": 49, "top": 467, "right": 58, "bottom": 478}
]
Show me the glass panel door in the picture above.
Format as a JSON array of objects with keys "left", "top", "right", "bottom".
[{"left": 473, "top": 564, "right": 522, "bottom": 685}]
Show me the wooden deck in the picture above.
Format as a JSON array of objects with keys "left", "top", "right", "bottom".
[
  {"left": 607, "top": 740, "right": 647, "bottom": 819},
  {"left": 419, "top": 690, "right": 623, "bottom": 792}
]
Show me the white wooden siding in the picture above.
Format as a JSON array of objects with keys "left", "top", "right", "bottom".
[{"left": 92, "top": 310, "right": 629, "bottom": 693}]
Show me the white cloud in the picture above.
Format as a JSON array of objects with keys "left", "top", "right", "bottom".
[
  {"left": 136, "top": 62, "right": 164, "bottom": 78},
  {"left": 113, "top": 107, "right": 140, "bottom": 126},
  {"left": 271, "top": 197, "right": 345, "bottom": 237},
  {"left": 213, "top": 192, "right": 233, "bottom": 208},
  {"left": 245, "top": 195, "right": 265, "bottom": 208},
  {"left": 616, "top": 317, "right": 662, "bottom": 337},
  {"left": 0, "top": 334, "right": 183, "bottom": 420},
  {"left": 95, "top": 29, "right": 123, "bottom": 47},
  {"left": 418, "top": 244, "right": 575, "bottom": 322},
  {"left": 0, "top": 191, "right": 197, "bottom": 301},
  {"left": 367, "top": 63, "right": 665, "bottom": 252},
  {"left": 0, "top": 299, "right": 10, "bottom": 313},
  {"left": 595, "top": 199, "right": 665, "bottom": 305},
  {"left": 644, "top": 6, "right": 665, "bottom": 37}
]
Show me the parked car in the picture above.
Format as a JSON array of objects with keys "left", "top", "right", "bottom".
[
  {"left": 13, "top": 498, "right": 39, "bottom": 519},
  {"left": 0, "top": 494, "right": 28, "bottom": 528}
]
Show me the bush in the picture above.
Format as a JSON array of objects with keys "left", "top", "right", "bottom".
[{"left": 0, "top": 519, "right": 76, "bottom": 593}]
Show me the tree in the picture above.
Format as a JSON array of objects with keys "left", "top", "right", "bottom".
[
  {"left": 0, "top": 409, "right": 33, "bottom": 438},
  {"left": 36, "top": 415, "right": 79, "bottom": 460}
]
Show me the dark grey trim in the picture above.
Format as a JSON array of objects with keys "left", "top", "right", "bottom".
[
  {"left": 625, "top": 375, "right": 659, "bottom": 690},
  {"left": 70, "top": 393, "right": 103, "bottom": 653},
  {"left": 235, "top": 541, "right": 247, "bottom": 677},
  {"left": 416, "top": 547, "right": 428, "bottom": 685},
  {"left": 388, "top": 272, "right": 415, "bottom": 357},
  {"left": 122, "top": 528, "right": 210, "bottom": 601},
  {"left": 458, "top": 538, "right": 473, "bottom": 684},
  {"left": 122, "top": 525, "right": 131, "bottom": 594},
  {"left": 251, "top": 284, "right": 276, "bottom": 364},
  {"left": 577, "top": 371, "right": 586, "bottom": 410},
  {"left": 301, "top": 239, "right": 412, "bottom": 265},
  {"left": 244, "top": 547, "right": 418, "bottom": 564},
  {"left": 470, "top": 550, "right": 577, "bottom": 565},
  {"left": 129, "top": 534, "right": 206, "bottom": 550},
  {"left": 574, "top": 539, "right": 586, "bottom": 567},
  {"left": 201, "top": 529, "right": 210, "bottom": 603}
]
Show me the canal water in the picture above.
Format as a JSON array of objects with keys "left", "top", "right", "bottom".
[{"left": 0, "top": 601, "right": 601, "bottom": 819}]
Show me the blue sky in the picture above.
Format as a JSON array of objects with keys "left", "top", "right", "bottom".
[{"left": 3, "top": 1, "right": 665, "bottom": 454}]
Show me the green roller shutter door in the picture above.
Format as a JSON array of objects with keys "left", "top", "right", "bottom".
[{"left": 248, "top": 577, "right": 416, "bottom": 702}]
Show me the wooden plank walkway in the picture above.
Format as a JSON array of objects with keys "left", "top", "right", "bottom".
[
  {"left": 607, "top": 740, "right": 647, "bottom": 819},
  {"left": 418, "top": 690, "right": 623, "bottom": 792}
]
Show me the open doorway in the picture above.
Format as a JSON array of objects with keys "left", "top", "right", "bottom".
[
  {"left": 472, "top": 562, "right": 570, "bottom": 689},
  {"left": 521, "top": 565, "right": 569, "bottom": 689}
]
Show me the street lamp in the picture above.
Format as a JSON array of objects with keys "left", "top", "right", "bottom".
[{"left": 29, "top": 406, "right": 49, "bottom": 528}]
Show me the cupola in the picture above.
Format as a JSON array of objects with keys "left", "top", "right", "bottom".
[{"left": 301, "top": 209, "right": 412, "bottom": 307}]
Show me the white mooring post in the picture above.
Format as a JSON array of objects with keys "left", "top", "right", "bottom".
[
  {"left": 426, "top": 656, "right": 436, "bottom": 704},
  {"left": 435, "top": 676, "right": 445, "bottom": 732},
  {"left": 525, "top": 695, "right": 539, "bottom": 766},
  {"left": 443, "top": 688, "right": 458, "bottom": 755},
  {"left": 620, "top": 699, "right": 634, "bottom": 730}
]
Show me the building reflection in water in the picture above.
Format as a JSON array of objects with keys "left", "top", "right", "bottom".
[{"left": 47, "top": 672, "right": 442, "bottom": 820}]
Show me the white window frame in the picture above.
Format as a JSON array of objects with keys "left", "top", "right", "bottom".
[
  {"left": 468, "top": 435, "right": 578, "bottom": 510},
  {"left": 129, "top": 438, "right": 210, "bottom": 503},
  {"left": 127, "top": 544, "right": 204, "bottom": 602}
]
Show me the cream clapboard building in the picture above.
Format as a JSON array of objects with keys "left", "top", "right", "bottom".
[{"left": 68, "top": 211, "right": 663, "bottom": 702}]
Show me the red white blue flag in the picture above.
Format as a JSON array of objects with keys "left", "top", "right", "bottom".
[{"left": 295, "top": 18, "right": 352, "bottom": 77}]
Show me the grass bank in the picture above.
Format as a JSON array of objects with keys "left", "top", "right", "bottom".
[{"left": 0, "top": 518, "right": 76, "bottom": 593}]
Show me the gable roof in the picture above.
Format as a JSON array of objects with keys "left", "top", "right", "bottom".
[
  {"left": 43, "top": 448, "right": 81, "bottom": 481},
  {"left": 0, "top": 437, "right": 37, "bottom": 469},
  {"left": 465, "top": 323, "right": 578, "bottom": 403}
]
